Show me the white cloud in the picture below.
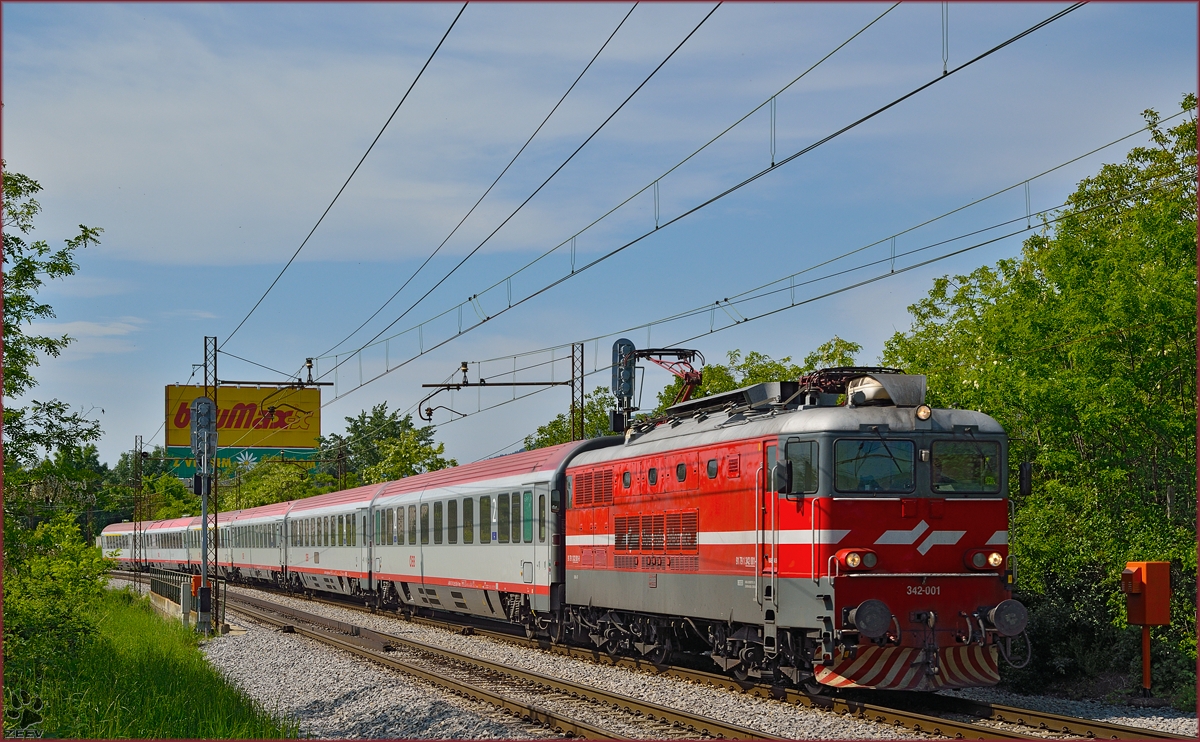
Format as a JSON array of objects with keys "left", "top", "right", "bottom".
[{"left": 27, "top": 317, "right": 146, "bottom": 360}]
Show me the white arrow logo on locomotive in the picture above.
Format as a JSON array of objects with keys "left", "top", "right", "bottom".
[{"left": 874, "top": 520, "right": 967, "bottom": 555}]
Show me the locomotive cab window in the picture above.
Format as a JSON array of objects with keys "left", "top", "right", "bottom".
[
  {"left": 835, "top": 438, "right": 915, "bottom": 493},
  {"left": 784, "top": 439, "right": 819, "bottom": 495},
  {"left": 931, "top": 440, "right": 1001, "bottom": 493}
]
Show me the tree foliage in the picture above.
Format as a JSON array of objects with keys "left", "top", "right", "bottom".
[
  {"left": 882, "top": 96, "right": 1196, "bottom": 704},
  {"left": 2, "top": 164, "right": 103, "bottom": 469},
  {"left": 316, "top": 403, "right": 446, "bottom": 487},
  {"left": 524, "top": 389, "right": 619, "bottom": 450},
  {"left": 3, "top": 514, "right": 112, "bottom": 679},
  {"left": 361, "top": 430, "right": 456, "bottom": 484}
]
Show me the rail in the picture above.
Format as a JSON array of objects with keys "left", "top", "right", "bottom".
[{"left": 112, "top": 570, "right": 1188, "bottom": 741}]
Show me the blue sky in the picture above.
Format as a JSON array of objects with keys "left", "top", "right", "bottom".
[{"left": 3, "top": 2, "right": 1196, "bottom": 467}]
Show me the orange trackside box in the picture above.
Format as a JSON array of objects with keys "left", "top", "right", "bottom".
[{"left": 1121, "top": 561, "right": 1170, "bottom": 626}]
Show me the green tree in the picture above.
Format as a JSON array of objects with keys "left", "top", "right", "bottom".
[
  {"left": 317, "top": 403, "right": 443, "bottom": 486},
  {"left": 3, "top": 515, "right": 112, "bottom": 679},
  {"left": 882, "top": 97, "right": 1196, "bottom": 705},
  {"left": 225, "top": 461, "right": 317, "bottom": 509},
  {"left": 144, "top": 474, "right": 202, "bottom": 520},
  {"left": 2, "top": 165, "right": 103, "bottom": 470},
  {"left": 361, "top": 431, "right": 456, "bottom": 484},
  {"left": 524, "top": 389, "right": 619, "bottom": 450}
]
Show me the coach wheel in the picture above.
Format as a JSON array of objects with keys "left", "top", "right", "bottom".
[
  {"left": 548, "top": 618, "right": 565, "bottom": 645},
  {"left": 645, "top": 638, "right": 671, "bottom": 666}
]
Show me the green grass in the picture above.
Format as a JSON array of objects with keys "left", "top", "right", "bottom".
[{"left": 13, "top": 587, "right": 299, "bottom": 738}]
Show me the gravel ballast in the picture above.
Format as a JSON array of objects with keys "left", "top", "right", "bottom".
[{"left": 109, "top": 577, "right": 1196, "bottom": 739}]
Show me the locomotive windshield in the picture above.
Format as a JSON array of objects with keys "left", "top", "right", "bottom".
[
  {"left": 930, "top": 440, "right": 1001, "bottom": 493},
  {"left": 835, "top": 439, "right": 915, "bottom": 493}
]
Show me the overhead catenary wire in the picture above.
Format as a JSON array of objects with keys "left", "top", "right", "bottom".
[
  {"left": 322, "top": 2, "right": 722, "bottom": 371},
  {"left": 211, "top": 104, "right": 1182, "bottom": 461},
  {"left": 309, "top": 2, "right": 895, "bottom": 378},
  {"left": 317, "top": 3, "right": 640, "bottom": 360},
  {"left": 463, "top": 110, "right": 1189, "bottom": 368},
  {"left": 428, "top": 172, "right": 1190, "bottom": 434},
  {"left": 311, "top": 2, "right": 1087, "bottom": 405},
  {"left": 227, "top": 0, "right": 899, "bottom": 385},
  {"left": 220, "top": 3, "right": 469, "bottom": 350}
]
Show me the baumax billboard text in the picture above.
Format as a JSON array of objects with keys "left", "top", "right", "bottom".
[{"left": 165, "top": 385, "right": 320, "bottom": 449}]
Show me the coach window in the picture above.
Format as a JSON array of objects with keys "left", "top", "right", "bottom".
[
  {"left": 538, "top": 494, "right": 546, "bottom": 543},
  {"left": 522, "top": 491, "right": 534, "bottom": 543},
  {"left": 408, "top": 505, "right": 417, "bottom": 544},
  {"left": 835, "top": 439, "right": 915, "bottom": 494},
  {"left": 395, "top": 507, "right": 405, "bottom": 546},
  {"left": 622, "top": 471, "right": 631, "bottom": 488},
  {"left": 433, "top": 502, "right": 443, "bottom": 545},
  {"left": 384, "top": 508, "right": 394, "bottom": 546},
  {"left": 448, "top": 500, "right": 458, "bottom": 544},
  {"left": 463, "top": 498, "right": 475, "bottom": 544},
  {"left": 512, "top": 495, "right": 523, "bottom": 544},
  {"left": 706, "top": 459, "right": 718, "bottom": 479},
  {"left": 479, "top": 497, "right": 491, "bottom": 544},
  {"left": 675, "top": 463, "right": 687, "bottom": 483},
  {"left": 497, "top": 494, "right": 510, "bottom": 543},
  {"left": 420, "top": 503, "right": 430, "bottom": 545},
  {"left": 647, "top": 468, "right": 658, "bottom": 485},
  {"left": 325, "top": 516, "right": 332, "bottom": 547},
  {"left": 337, "top": 515, "right": 344, "bottom": 546}
]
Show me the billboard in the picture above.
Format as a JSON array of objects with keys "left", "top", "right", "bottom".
[
  {"left": 166, "top": 446, "right": 318, "bottom": 479},
  {"left": 165, "top": 385, "right": 321, "bottom": 450}
]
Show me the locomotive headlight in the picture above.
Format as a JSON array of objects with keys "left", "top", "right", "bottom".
[
  {"left": 845, "top": 552, "right": 862, "bottom": 568},
  {"left": 915, "top": 404, "right": 932, "bottom": 421},
  {"left": 987, "top": 551, "right": 1004, "bottom": 568},
  {"left": 972, "top": 552, "right": 987, "bottom": 569},
  {"left": 862, "top": 552, "right": 877, "bottom": 568}
]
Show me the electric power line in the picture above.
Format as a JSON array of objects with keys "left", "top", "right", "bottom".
[
  {"left": 317, "top": 3, "right": 640, "bottom": 360},
  {"left": 429, "top": 172, "right": 1190, "bottom": 434},
  {"left": 322, "top": 3, "right": 722, "bottom": 374},
  {"left": 221, "top": 3, "right": 469, "bottom": 350},
  {"left": 311, "top": 2, "right": 1087, "bottom": 405}
]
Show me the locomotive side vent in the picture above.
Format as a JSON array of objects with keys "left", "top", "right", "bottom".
[
  {"left": 576, "top": 471, "right": 593, "bottom": 506},
  {"left": 574, "top": 468, "right": 614, "bottom": 506}
]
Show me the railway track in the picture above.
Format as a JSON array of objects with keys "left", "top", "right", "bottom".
[
  {"left": 224, "top": 590, "right": 781, "bottom": 740},
  {"left": 112, "top": 570, "right": 1188, "bottom": 740}
]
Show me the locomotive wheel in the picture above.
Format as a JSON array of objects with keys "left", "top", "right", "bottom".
[
  {"left": 803, "top": 678, "right": 830, "bottom": 696},
  {"left": 732, "top": 665, "right": 752, "bottom": 682}
]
